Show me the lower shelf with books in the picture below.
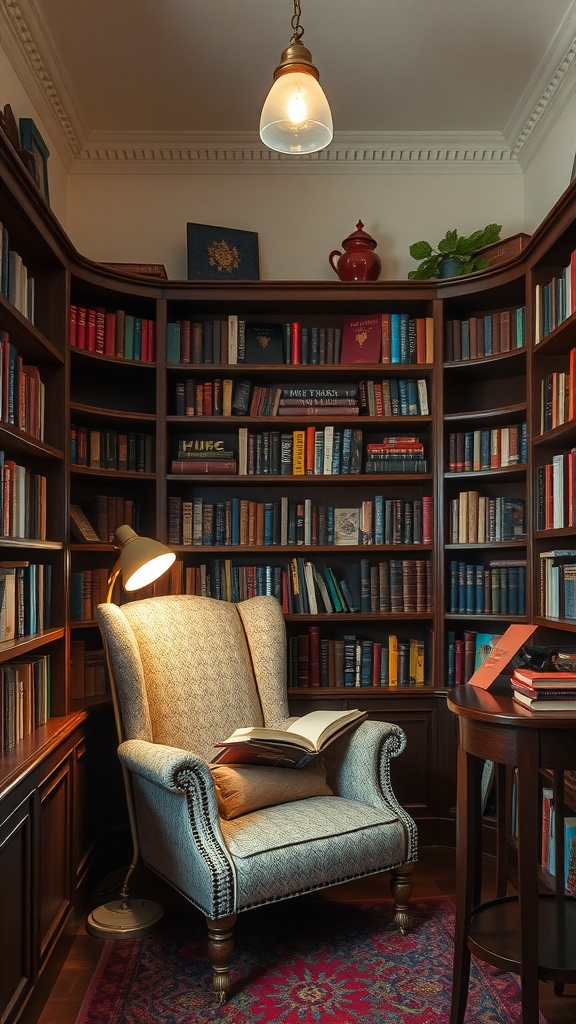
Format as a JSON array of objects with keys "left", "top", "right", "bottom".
[{"left": 287, "top": 625, "right": 432, "bottom": 688}]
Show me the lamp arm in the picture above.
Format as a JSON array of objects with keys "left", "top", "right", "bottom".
[{"left": 106, "top": 561, "right": 121, "bottom": 603}]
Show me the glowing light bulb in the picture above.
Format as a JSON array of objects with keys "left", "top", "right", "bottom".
[{"left": 286, "top": 86, "right": 307, "bottom": 125}]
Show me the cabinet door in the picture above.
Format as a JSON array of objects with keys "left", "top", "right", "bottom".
[
  {"left": 0, "top": 795, "right": 33, "bottom": 1023},
  {"left": 37, "top": 758, "right": 72, "bottom": 963}
]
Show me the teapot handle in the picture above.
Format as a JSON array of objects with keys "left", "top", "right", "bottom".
[{"left": 329, "top": 249, "right": 341, "bottom": 275}]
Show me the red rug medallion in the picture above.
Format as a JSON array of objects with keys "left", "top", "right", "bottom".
[{"left": 76, "top": 896, "right": 548, "bottom": 1023}]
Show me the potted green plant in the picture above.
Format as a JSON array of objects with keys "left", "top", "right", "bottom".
[{"left": 407, "top": 223, "right": 502, "bottom": 280}]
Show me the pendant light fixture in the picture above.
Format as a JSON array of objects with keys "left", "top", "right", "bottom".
[{"left": 259, "top": 0, "right": 333, "bottom": 155}]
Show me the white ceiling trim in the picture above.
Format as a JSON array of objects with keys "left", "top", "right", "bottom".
[{"left": 1, "top": 0, "right": 574, "bottom": 174}]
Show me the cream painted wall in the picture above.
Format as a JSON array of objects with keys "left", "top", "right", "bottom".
[
  {"left": 0, "top": 42, "right": 69, "bottom": 226},
  {"left": 523, "top": 89, "right": 576, "bottom": 231},
  {"left": 66, "top": 169, "right": 524, "bottom": 282}
]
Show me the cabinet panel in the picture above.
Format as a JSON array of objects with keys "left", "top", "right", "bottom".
[
  {"left": 37, "top": 758, "right": 71, "bottom": 961},
  {"left": 0, "top": 795, "right": 32, "bottom": 1024}
]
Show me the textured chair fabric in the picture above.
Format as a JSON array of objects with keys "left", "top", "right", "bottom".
[{"left": 96, "top": 593, "right": 418, "bottom": 997}]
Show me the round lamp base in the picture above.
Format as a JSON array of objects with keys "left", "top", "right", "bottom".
[{"left": 86, "top": 898, "right": 163, "bottom": 940}]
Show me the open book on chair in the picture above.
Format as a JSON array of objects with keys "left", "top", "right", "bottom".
[{"left": 210, "top": 708, "right": 367, "bottom": 768}]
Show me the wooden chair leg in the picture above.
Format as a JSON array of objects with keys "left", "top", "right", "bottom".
[
  {"left": 390, "top": 862, "right": 414, "bottom": 934},
  {"left": 205, "top": 914, "right": 237, "bottom": 1003}
]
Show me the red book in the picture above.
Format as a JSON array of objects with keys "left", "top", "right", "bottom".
[
  {"left": 381, "top": 314, "right": 391, "bottom": 363},
  {"left": 340, "top": 314, "right": 383, "bottom": 364},
  {"left": 104, "top": 312, "right": 116, "bottom": 356},
  {"left": 170, "top": 460, "right": 237, "bottom": 474},
  {"left": 415, "top": 317, "right": 426, "bottom": 364},
  {"left": 291, "top": 322, "right": 301, "bottom": 365}
]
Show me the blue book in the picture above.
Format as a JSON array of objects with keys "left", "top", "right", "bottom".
[
  {"left": 398, "top": 314, "right": 410, "bottom": 363},
  {"left": 166, "top": 322, "right": 181, "bottom": 364},
  {"left": 374, "top": 495, "right": 384, "bottom": 545},
  {"left": 331, "top": 430, "right": 341, "bottom": 474},
  {"left": 326, "top": 506, "right": 335, "bottom": 545},
  {"left": 461, "top": 320, "right": 470, "bottom": 360},
  {"left": 360, "top": 639, "right": 373, "bottom": 686},
  {"left": 264, "top": 502, "right": 274, "bottom": 545},
  {"left": 231, "top": 498, "right": 240, "bottom": 545},
  {"left": 390, "top": 314, "right": 402, "bottom": 363},
  {"left": 483, "top": 315, "right": 493, "bottom": 355},
  {"left": 132, "top": 317, "right": 142, "bottom": 360}
]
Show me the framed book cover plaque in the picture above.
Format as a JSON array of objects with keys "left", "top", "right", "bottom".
[{"left": 187, "top": 223, "right": 259, "bottom": 281}]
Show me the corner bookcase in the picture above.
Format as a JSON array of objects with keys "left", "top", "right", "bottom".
[{"left": 3, "top": 130, "right": 576, "bottom": 1021}]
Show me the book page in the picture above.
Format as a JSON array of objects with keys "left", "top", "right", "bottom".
[{"left": 285, "top": 708, "right": 364, "bottom": 748}]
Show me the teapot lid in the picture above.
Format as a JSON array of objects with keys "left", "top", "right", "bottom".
[{"left": 342, "top": 220, "right": 377, "bottom": 248}]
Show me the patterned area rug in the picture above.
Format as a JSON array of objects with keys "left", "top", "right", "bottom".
[{"left": 76, "top": 896, "right": 548, "bottom": 1023}]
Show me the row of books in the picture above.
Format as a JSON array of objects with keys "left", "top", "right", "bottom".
[
  {"left": 70, "top": 496, "right": 140, "bottom": 544},
  {"left": 166, "top": 313, "right": 434, "bottom": 367},
  {"left": 0, "top": 561, "right": 52, "bottom": 641},
  {"left": 287, "top": 628, "right": 427, "bottom": 688},
  {"left": 70, "top": 568, "right": 108, "bottom": 622},
  {"left": 157, "top": 555, "right": 432, "bottom": 615},
  {"left": 70, "top": 426, "right": 155, "bottom": 473},
  {"left": 1, "top": 653, "right": 50, "bottom": 754},
  {"left": 541, "top": 787, "right": 576, "bottom": 892},
  {"left": 447, "top": 424, "right": 527, "bottom": 472},
  {"left": 538, "top": 549, "right": 576, "bottom": 620},
  {"left": 448, "top": 559, "right": 527, "bottom": 615},
  {"left": 69, "top": 641, "right": 107, "bottom": 699},
  {"left": 0, "top": 455, "right": 46, "bottom": 540},
  {"left": 237, "top": 426, "right": 365, "bottom": 477},
  {"left": 171, "top": 430, "right": 429, "bottom": 478},
  {"left": 535, "top": 451, "right": 576, "bottom": 531},
  {"left": 173, "top": 377, "right": 429, "bottom": 419},
  {"left": 0, "top": 223, "right": 34, "bottom": 322},
  {"left": 168, "top": 495, "right": 434, "bottom": 548},
  {"left": 359, "top": 557, "right": 431, "bottom": 613},
  {"left": 446, "top": 630, "right": 501, "bottom": 687},
  {"left": 444, "top": 305, "right": 525, "bottom": 361},
  {"left": 534, "top": 253, "right": 576, "bottom": 344},
  {"left": 0, "top": 332, "right": 44, "bottom": 439},
  {"left": 447, "top": 493, "right": 526, "bottom": 544},
  {"left": 539, "top": 346, "right": 576, "bottom": 432},
  {"left": 69, "top": 305, "right": 156, "bottom": 362}
]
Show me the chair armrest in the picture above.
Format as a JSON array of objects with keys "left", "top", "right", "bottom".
[
  {"left": 118, "top": 738, "right": 223, "bottom": 831},
  {"left": 118, "top": 739, "right": 238, "bottom": 918},
  {"left": 323, "top": 719, "right": 407, "bottom": 810}
]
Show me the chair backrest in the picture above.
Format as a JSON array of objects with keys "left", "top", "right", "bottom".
[{"left": 96, "top": 594, "right": 289, "bottom": 763}]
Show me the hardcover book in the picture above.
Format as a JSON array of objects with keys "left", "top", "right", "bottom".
[
  {"left": 187, "top": 223, "right": 259, "bottom": 281},
  {"left": 340, "top": 315, "right": 383, "bottom": 364},
  {"left": 243, "top": 322, "right": 284, "bottom": 364}
]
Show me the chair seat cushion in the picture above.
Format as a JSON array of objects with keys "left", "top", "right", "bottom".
[
  {"left": 220, "top": 795, "right": 408, "bottom": 910},
  {"left": 210, "top": 760, "right": 333, "bottom": 820}
]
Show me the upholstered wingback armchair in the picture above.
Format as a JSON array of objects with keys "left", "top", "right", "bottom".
[{"left": 96, "top": 593, "right": 417, "bottom": 1000}]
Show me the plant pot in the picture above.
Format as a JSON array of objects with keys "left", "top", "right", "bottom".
[{"left": 438, "top": 257, "right": 464, "bottom": 278}]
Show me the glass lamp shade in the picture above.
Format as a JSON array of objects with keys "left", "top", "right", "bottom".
[
  {"left": 114, "top": 525, "right": 176, "bottom": 594},
  {"left": 260, "top": 70, "right": 333, "bottom": 155}
]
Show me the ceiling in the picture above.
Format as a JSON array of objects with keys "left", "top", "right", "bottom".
[{"left": 3, "top": 0, "right": 576, "bottom": 168}]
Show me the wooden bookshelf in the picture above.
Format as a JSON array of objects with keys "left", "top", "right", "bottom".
[{"left": 4, "top": 127, "right": 576, "bottom": 1022}]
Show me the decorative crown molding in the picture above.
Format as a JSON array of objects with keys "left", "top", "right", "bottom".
[{"left": 2, "top": 0, "right": 576, "bottom": 173}]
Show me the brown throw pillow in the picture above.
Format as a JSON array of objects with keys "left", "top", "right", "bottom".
[{"left": 210, "top": 759, "right": 333, "bottom": 820}]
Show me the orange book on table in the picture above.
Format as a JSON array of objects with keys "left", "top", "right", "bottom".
[{"left": 467, "top": 623, "right": 536, "bottom": 690}]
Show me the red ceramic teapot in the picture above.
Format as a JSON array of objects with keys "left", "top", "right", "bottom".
[{"left": 329, "top": 221, "right": 381, "bottom": 282}]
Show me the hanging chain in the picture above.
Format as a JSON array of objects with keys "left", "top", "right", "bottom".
[{"left": 291, "top": 0, "right": 304, "bottom": 41}]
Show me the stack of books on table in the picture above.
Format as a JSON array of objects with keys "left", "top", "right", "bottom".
[{"left": 511, "top": 666, "right": 576, "bottom": 712}]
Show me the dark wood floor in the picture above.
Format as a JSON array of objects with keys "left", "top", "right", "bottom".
[{"left": 35, "top": 847, "right": 576, "bottom": 1024}]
